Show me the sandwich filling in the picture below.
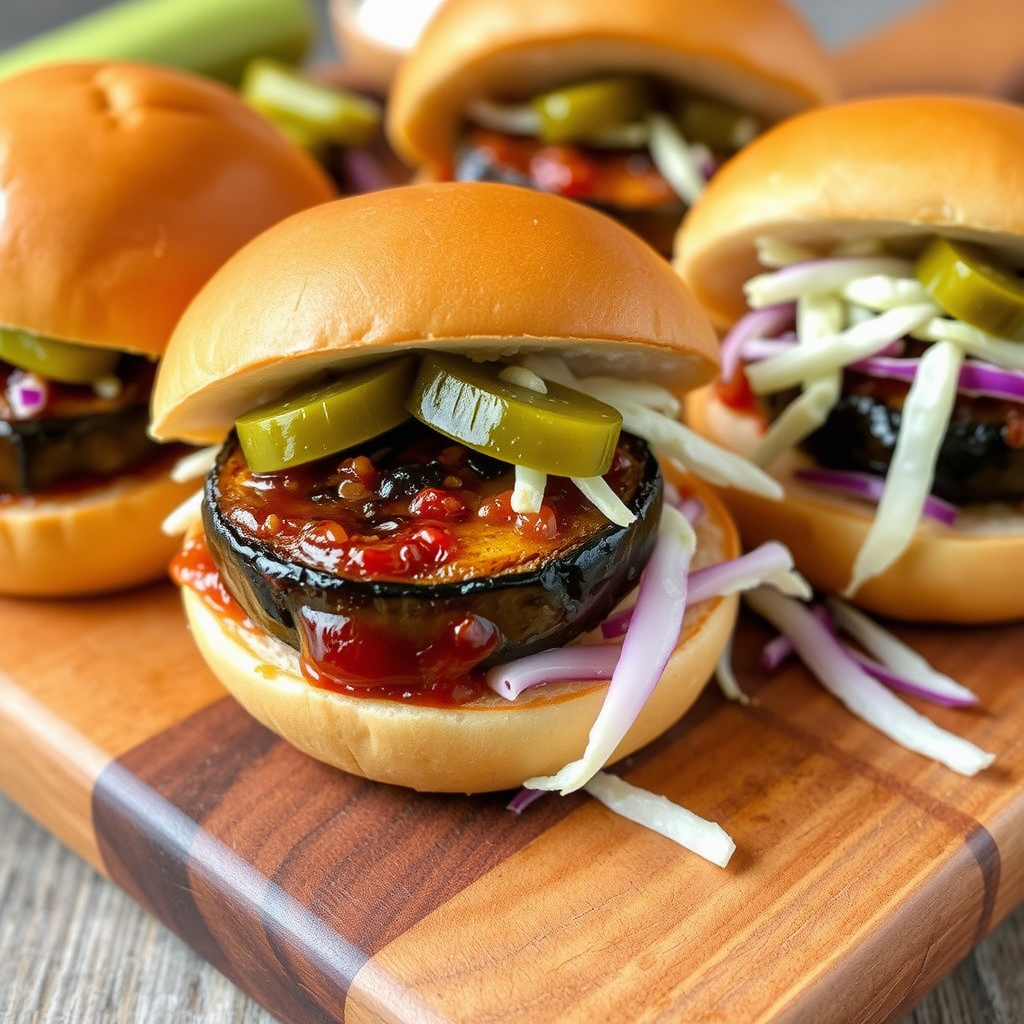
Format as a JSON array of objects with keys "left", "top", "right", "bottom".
[
  {"left": 0, "top": 328, "right": 170, "bottom": 499},
  {"left": 451, "top": 77, "right": 759, "bottom": 254},
  {"left": 172, "top": 349, "right": 782, "bottom": 702},
  {"left": 717, "top": 234, "right": 1024, "bottom": 595}
]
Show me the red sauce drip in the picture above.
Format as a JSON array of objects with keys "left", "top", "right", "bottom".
[
  {"left": 466, "top": 128, "right": 678, "bottom": 209},
  {"left": 296, "top": 605, "right": 498, "bottom": 706},
  {"left": 1005, "top": 408, "right": 1024, "bottom": 449},
  {"left": 169, "top": 533, "right": 252, "bottom": 628},
  {"left": 172, "top": 532, "right": 497, "bottom": 707},
  {"left": 714, "top": 368, "right": 759, "bottom": 415}
]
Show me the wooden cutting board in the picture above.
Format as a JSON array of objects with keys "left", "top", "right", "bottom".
[{"left": 1, "top": 580, "right": 1021, "bottom": 1024}]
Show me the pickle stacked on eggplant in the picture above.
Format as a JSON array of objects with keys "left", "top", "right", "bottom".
[
  {"left": 452, "top": 77, "right": 760, "bottom": 257},
  {"left": 0, "top": 331, "right": 165, "bottom": 497},
  {"left": 200, "top": 352, "right": 663, "bottom": 701},
  {"left": 759, "top": 237, "right": 1024, "bottom": 506}
]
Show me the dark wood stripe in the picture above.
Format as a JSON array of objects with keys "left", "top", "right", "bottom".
[{"left": 92, "top": 696, "right": 585, "bottom": 1024}]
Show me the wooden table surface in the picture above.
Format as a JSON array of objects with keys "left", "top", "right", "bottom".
[{"left": 4, "top": 2, "right": 1024, "bottom": 1023}]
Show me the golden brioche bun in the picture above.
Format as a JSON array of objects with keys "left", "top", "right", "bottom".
[
  {"left": 180, "top": 474, "right": 740, "bottom": 793},
  {"left": 151, "top": 182, "right": 721, "bottom": 445},
  {"left": 0, "top": 61, "right": 334, "bottom": 357},
  {"left": 0, "top": 461, "right": 197, "bottom": 597},
  {"left": 689, "top": 387, "right": 1024, "bottom": 624},
  {"left": 675, "top": 94, "right": 1024, "bottom": 328},
  {"left": 387, "top": 0, "right": 836, "bottom": 171}
]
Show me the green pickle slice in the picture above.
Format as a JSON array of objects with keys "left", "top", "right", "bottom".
[
  {"left": 241, "top": 58, "right": 381, "bottom": 149},
  {"left": 0, "top": 327, "right": 119, "bottom": 383},
  {"left": 916, "top": 236, "right": 1024, "bottom": 341},
  {"left": 236, "top": 356, "right": 417, "bottom": 473},
  {"left": 531, "top": 77, "right": 653, "bottom": 144},
  {"left": 675, "top": 95, "right": 758, "bottom": 151},
  {"left": 407, "top": 353, "right": 622, "bottom": 477}
]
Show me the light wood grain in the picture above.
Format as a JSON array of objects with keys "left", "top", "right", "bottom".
[
  {"left": 3, "top": 3, "right": 1024, "bottom": 1024},
  {"left": 0, "top": 584, "right": 228, "bottom": 872},
  {"left": 3, "top": 791, "right": 1024, "bottom": 1024}
]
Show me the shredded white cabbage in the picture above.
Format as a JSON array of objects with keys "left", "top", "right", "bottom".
[
  {"left": 714, "top": 634, "right": 750, "bottom": 705},
  {"left": 841, "top": 274, "right": 930, "bottom": 311},
  {"left": 755, "top": 236, "right": 819, "bottom": 268},
  {"left": 734, "top": 236, "right": 1024, "bottom": 596},
  {"left": 583, "top": 772, "right": 736, "bottom": 867},
  {"left": 511, "top": 465, "right": 547, "bottom": 514},
  {"left": 745, "top": 303, "right": 938, "bottom": 394},
  {"left": 466, "top": 98, "right": 540, "bottom": 137},
  {"left": 577, "top": 376, "right": 681, "bottom": 417},
  {"left": 914, "top": 316, "right": 1024, "bottom": 371},
  {"left": 621, "top": 402, "right": 784, "bottom": 498},
  {"left": 93, "top": 375, "right": 122, "bottom": 400},
  {"left": 498, "top": 363, "right": 634, "bottom": 522},
  {"left": 498, "top": 365, "right": 547, "bottom": 392},
  {"left": 744, "top": 257, "right": 915, "bottom": 308},
  {"left": 519, "top": 354, "right": 783, "bottom": 500},
  {"left": 571, "top": 474, "right": 636, "bottom": 527},
  {"left": 845, "top": 339, "right": 963, "bottom": 596},
  {"left": 499, "top": 366, "right": 548, "bottom": 513},
  {"left": 645, "top": 112, "right": 708, "bottom": 206},
  {"left": 751, "top": 295, "right": 843, "bottom": 466},
  {"left": 825, "top": 597, "right": 980, "bottom": 705},
  {"left": 162, "top": 489, "right": 203, "bottom": 536},
  {"left": 171, "top": 445, "right": 220, "bottom": 484},
  {"left": 746, "top": 588, "right": 995, "bottom": 776}
]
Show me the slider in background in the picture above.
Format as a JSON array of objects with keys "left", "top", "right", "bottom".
[
  {"left": 0, "top": 60, "right": 334, "bottom": 596},
  {"left": 385, "top": 0, "right": 837, "bottom": 256},
  {"left": 675, "top": 92, "right": 1024, "bottom": 623}
]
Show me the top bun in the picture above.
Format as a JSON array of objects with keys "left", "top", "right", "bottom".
[
  {"left": 0, "top": 62, "right": 335, "bottom": 357},
  {"left": 151, "top": 181, "right": 721, "bottom": 444},
  {"left": 387, "top": 0, "right": 836, "bottom": 170},
  {"left": 675, "top": 94, "right": 1024, "bottom": 327}
]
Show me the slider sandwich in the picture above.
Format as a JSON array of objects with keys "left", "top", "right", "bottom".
[
  {"left": 0, "top": 61, "right": 334, "bottom": 596},
  {"left": 150, "top": 182, "right": 796, "bottom": 809},
  {"left": 386, "top": 0, "right": 836, "bottom": 255},
  {"left": 677, "top": 94, "right": 1024, "bottom": 622}
]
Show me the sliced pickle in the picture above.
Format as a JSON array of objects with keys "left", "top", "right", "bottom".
[
  {"left": 675, "top": 95, "right": 758, "bottom": 151},
  {"left": 241, "top": 58, "right": 381, "bottom": 148},
  {"left": 406, "top": 353, "right": 622, "bottom": 477},
  {"left": 531, "top": 77, "right": 653, "bottom": 144},
  {"left": 235, "top": 356, "right": 417, "bottom": 473},
  {"left": 0, "top": 327, "right": 119, "bottom": 384},
  {"left": 916, "top": 236, "right": 1024, "bottom": 341}
]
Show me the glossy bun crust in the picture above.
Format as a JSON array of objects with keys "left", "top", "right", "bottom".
[
  {"left": 689, "top": 388, "right": 1024, "bottom": 624},
  {"left": 387, "top": 0, "right": 836, "bottom": 170},
  {"left": 180, "top": 475, "right": 740, "bottom": 793},
  {"left": 151, "top": 182, "right": 722, "bottom": 444},
  {"left": 0, "top": 62, "right": 334, "bottom": 357},
  {"left": 675, "top": 94, "right": 1024, "bottom": 327}
]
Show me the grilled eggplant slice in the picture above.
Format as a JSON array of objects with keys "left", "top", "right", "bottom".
[
  {"left": 0, "top": 405, "right": 162, "bottom": 495},
  {"left": 204, "top": 423, "right": 662, "bottom": 696},
  {"left": 767, "top": 375, "right": 1024, "bottom": 504}
]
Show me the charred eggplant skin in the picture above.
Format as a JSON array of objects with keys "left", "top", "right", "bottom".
[
  {"left": 766, "top": 375, "right": 1024, "bottom": 504},
  {"left": 0, "top": 405, "right": 161, "bottom": 495},
  {"left": 203, "top": 431, "right": 662, "bottom": 675}
]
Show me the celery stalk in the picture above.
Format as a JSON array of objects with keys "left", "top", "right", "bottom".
[{"left": 0, "top": 0, "right": 314, "bottom": 86}]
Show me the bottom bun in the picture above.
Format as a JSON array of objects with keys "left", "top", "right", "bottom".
[
  {"left": 0, "top": 460, "right": 198, "bottom": 597},
  {"left": 689, "top": 386, "right": 1024, "bottom": 624},
  {"left": 180, "top": 476, "right": 740, "bottom": 793}
]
